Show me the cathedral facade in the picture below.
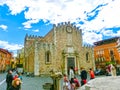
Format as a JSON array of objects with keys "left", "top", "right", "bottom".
[{"left": 24, "top": 22, "right": 95, "bottom": 76}]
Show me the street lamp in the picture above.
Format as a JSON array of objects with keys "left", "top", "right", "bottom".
[{"left": 19, "top": 54, "right": 20, "bottom": 64}]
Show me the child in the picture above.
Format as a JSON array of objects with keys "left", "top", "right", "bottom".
[
  {"left": 74, "top": 77, "right": 80, "bottom": 88},
  {"left": 8, "top": 78, "right": 22, "bottom": 90}
]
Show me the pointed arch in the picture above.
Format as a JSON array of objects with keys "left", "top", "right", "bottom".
[
  {"left": 86, "top": 52, "right": 89, "bottom": 62},
  {"left": 45, "top": 50, "right": 51, "bottom": 64}
]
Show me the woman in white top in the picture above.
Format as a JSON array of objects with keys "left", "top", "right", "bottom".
[
  {"left": 69, "top": 67, "right": 74, "bottom": 80},
  {"left": 110, "top": 64, "right": 116, "bottom": 76}
]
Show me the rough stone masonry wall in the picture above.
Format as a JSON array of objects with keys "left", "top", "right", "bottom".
[
  {"left": 38, "top": 42, "right": 56, "bottom": 75},
  {"left": 80, "top": 46, "right": 95, "bottom": 71},
  {"left": 25, "top": 41, "right": 35, "bottom": 73}
]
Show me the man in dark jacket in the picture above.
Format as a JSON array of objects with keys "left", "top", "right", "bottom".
[
  {"left": 6, "top": 69, "right": 13, "bottom": 90},
  {"left": 80, "top": 67, "right": 87, "bottom": 86}
]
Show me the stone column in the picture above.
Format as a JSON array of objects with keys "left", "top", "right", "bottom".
[
  {"left": 92, "top": 48, "right": 96, "bottom": 70},
  {"left": 34, "top": 42, "right": 40, "bottom": 76},
  {"left": 76, "top": 56, "right": 80, "bottom": 75},
  {"left": 65, "top": 55, "right": 67, "bottom": 75},
  {"left": 51, "top": 72, "right": 62, "bottom": 90}
]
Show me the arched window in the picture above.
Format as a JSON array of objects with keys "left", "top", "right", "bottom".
[
  {"left": 86, "top": 52, "right": 89, "bottom": 62},
  {"left": 45, "top": 51, "right": 51, "bottom": 63},
  {"left": 110, "top": 50, "right": 114, "bottom": 62},
  {"left": 110, "top": 50, "right": 114, "bottom": 55}
]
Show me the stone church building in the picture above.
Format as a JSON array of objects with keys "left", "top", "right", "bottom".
[{"left": 24, "top": 22, "right": 95, "bottom": 76}]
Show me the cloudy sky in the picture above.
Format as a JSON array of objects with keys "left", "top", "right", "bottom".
[{"left": 0, "top": 0, "right": 120, "bottom": 56}]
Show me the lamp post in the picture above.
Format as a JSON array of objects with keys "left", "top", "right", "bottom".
[{"left": 19, "top": 54, "right": 20, "bottom": 64}]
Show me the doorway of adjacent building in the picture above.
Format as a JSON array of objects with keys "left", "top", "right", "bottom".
[{"left": 67, "top": 57, "right": 75, "bottom": 75}]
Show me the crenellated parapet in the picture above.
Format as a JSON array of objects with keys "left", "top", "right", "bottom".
[
  {"left": 83, "top": 44, "right": 93, "bottom": 49},
  {"left": 25, "top": 34, "right": 43, "bottom": 40},
  {"left": 53, "top": 22, "right": 82, "bottom": 31},
  {"left": 24, "top": 34, "right": 43, "bottom": 53}
]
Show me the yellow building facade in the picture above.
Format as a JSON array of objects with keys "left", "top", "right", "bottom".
[
  {"left": 117, "top": 38, "right": 120, "bottom": 55},
  {"left": 94, "top": 37, "right": 120, "bottom": 70},
  {"left": 0, "top": 48, "right": 12, "bottom": 72}
]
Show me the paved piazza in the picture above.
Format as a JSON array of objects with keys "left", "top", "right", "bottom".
[
  {"left": 1, "top": 72, "right": 120, "bottom": 90},
  {"left": 0, "top": 72, "right": 67, "bottom": 90},
  {"left": 0, "top": 72, "right": 84, "bottom": 90},
  {"left": 0, "top": 73, "right": 53, "bottom": 90},
  {"left": 79, "top": 76, "right": 120, "bottom": 90}
]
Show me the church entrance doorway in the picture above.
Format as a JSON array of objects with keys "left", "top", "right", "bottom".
[{"left": 67, "top": 57, "right": 75, "bottom": 75}]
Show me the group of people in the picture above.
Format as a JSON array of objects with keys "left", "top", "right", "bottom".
[
  {"left": 80, "top": 67, "right": 95, "bottom": 86},
  {"left": 63, "top": 67, "right": 95, "bottom": 90},
  {"left": 6, "top": 69, "right": 22, "bottom": 90},
  {"left": 63, "top": 74, "right": 80, "bottom": 90},
  {"left": 63, "top": 67, "right": 81, "bottom": 90}
]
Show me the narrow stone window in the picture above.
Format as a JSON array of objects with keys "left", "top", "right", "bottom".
[
  {"left": 45, "top": 51, "right": 51, "bottom": 63},
  {"left": 86, "top": 52, "right": 89, "bottom": 62}
]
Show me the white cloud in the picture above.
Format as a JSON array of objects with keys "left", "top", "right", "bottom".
[
  {"left": 0, "top": 0, "right": 5, "bottom": 5},
  {"left": 101, "top": 30, "right": 114, "bottom": 36},
  {"left": 81, "top": 0, "right": 120, "bottom": 31},
  {"left": 0, "top": 0, "right": 95, "bottom": 26},
  {"left": 0, "top": 24, "right": 8, "bottom": 31},
  {"left": 22, "top": 19, "right": 39, "bottom": 28},
  {"left": 110, "top": 30, "right": 120, "bottom": 37},
  {"left": 115, "top": 30, "right": 120, "bottom": 36},
  {"left": 1, "top": 0, "right": 120, "bottom": 44},
  {"left": 32, "top": 29, "right": 39, "bottom": 32},
  {"left": 3, "top": 0, "right": 27, "bottom": 15},
  {"left": 83, "top": 32, "right": 103, "bottom": 45},
  {"left": 101, "top": 28, "right": 120, "bottom": 37},
  {"left": 0, "top": 40, "right": 23, "bottom": 51}
]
